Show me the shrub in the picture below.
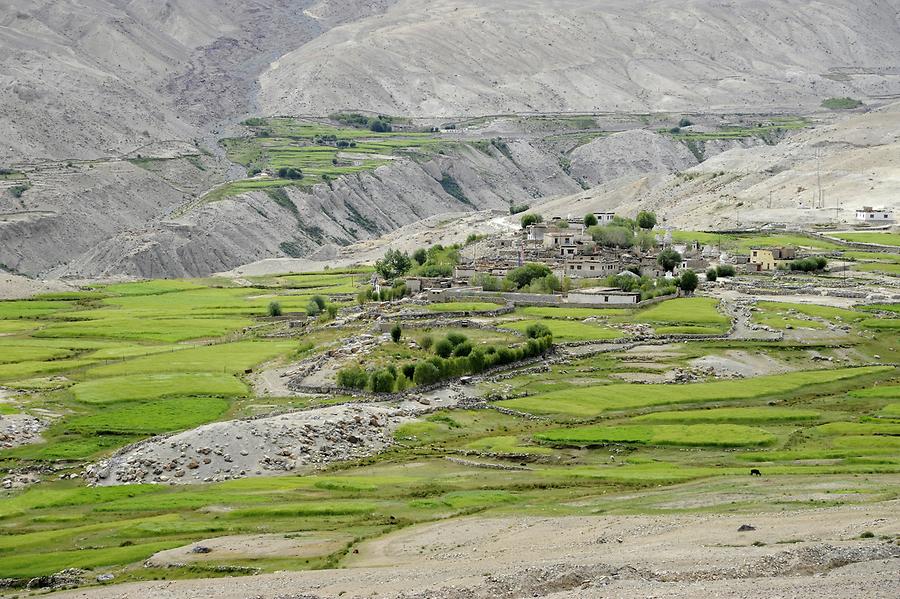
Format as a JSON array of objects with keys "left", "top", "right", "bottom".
[
  {"left": 583, "top": 213, "right": 598, "bottom": 227},
  {"left": 336, "top": 366, "right": 368, "bottom": 389},
  {"left": 468, "top": 348, "right": 486, "bottom": 372},
  {"left": 412, "top": 248, "right": 427, "bottom": 265},
  {"left": 471, "top": 272, "right": 501, "bottom": 291},
  {"left": 506, "top": 263, "right": 552, "bottom": 289},
  {"left": 326, "top": 304, "right": 338, "bottom": 320},
  {"left": 678, "top": 117, "right": 693, "bottom": 128},
  {"left": 413, "top": 361, "right": 441, "bottom": 386},
  {"left": 678, "top": 270, "right": 699, "bottom": 294},
  {"left": 267, "top": 301, "right": 282, "bottom": 317},
  {"left": 390, "top": 324, "right": 402, "bottom": 343},
  {"left": 509, "top": 203, "right": 530, "bottom": 215},
  {"left": 520, "top": 213, "right": 543, "bottom": 229},
  {"left": 452, "top": 342, "right": 473, "bottom": 357},
  {"left": 311, "top": 295, "right": 327, "bottom": 310},
  {"left": 434, "top": 339, "right": 454, "bottom": 358},
  {"left": 402, "top": 363, "right": 416, "bottom": 379},
  {"left": 10, "top": 184, "right": 30, "bottom": 198},
  {"left": 787, "top": 257, "right": 828, "bottom": 272},
  {"left": 277, "top": 167, "right": 303, "bottom": 180},
  {"left": 525, "top": 323, "right": 552, "bottom": 339},
  {"left": 394, "top": 375, "right": 411, "bottom": 392},
  {"left": 419, "top": 335, "right": 433, "bottom": 350},
  {"left": 716, "top": 264, "right": 736, "bottom": 277},
  {"left": 706, "top": 269, "right": 718, "bottom": 282},
  {"left": 446, "top": 332, "right": 468, "bottom": 347},
  {"left": 368, "top": 369, "right": 395, "bottom": 393},
  {"left": 305, "top": 299, "right": 322, "bottom": 316}
]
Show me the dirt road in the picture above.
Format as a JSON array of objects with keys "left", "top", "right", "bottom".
[{"left": 50, "top": 502, "right": 899, "bottom": 599}]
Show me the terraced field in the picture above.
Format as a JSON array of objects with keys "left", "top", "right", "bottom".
[{"left": 0, "top": 265, "right": 897, "bottom": 589}]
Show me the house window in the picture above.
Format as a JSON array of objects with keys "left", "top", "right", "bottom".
[{"left": 604, "top": 296, "right": 609, "bottom": 302}]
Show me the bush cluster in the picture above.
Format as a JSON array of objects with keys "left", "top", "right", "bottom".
[
  {"left": 336, "top": 329, "right": 553, "bottom": 393},
  {"left": 784, "top": 257, "right": 827, "bottom": 272}
]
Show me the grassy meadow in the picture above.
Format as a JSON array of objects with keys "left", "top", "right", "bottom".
[{"left": 0, "top": 260, "right": 897, "bottom": 586}]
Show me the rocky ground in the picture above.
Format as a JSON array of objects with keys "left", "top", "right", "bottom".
[
  {"left": 85, "top": 386, "right": 474, "bottom": 486},
  {"left": 47, "top": 502, "right": 900, "bottom": 598}
]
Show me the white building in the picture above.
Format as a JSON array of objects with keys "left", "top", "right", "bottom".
[
  {"left": 594, "top": 212, "right": 616, "bottom": 224},
  {"left": 855, "top": 206, "right": 893, "bottom": 222},
  {"left": 568, "top": 287, "right": 640, "bottom": 305}
]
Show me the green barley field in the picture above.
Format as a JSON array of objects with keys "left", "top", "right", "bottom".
[{"left": 0, "top": 265, "right": 897, "bottom": 587}]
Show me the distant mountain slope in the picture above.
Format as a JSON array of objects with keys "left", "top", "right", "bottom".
[
  {"left": 0, "top": 0, "right": 392, "bottom": 161},
  {"left": 259, "top": 0, "right": 900, "bottom": 117}
]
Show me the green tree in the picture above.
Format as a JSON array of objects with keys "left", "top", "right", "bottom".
[
  {"left": 706, "top": 268, "right": 718, "bottom": 282},
  {"left": 412, "top": 362, "right": 441, "bottom": 386},
  {"left": 520, "top": 213, "right": 543, "bottom": 229},
  {"left": 368, "top": 369, "right": 395, "bottom": 393},
  {"left": 434, "top": 339, "right": 454, "bottom": 358},
  {"left": 583, "top": 213, "right": 598, "bottom": 227},
  {"left": 657, "top": 248, "right": 682, "bottom": 272},
  {"left": 419, "top": 335, "right": 433, "bottom": 350},
  {"left": 637, "top": 211, "right": 657, "bottom": 230},
  {"left": 390, "top": 324, "right": 402, "bottom": 343},
  {"left": 375, "top": 248, "right": 412, "bottom": 280},
  {"left": 412, "top": 248, "right": 427, "bottom": 265},
  {"left": 267, "top": 301, "right": 282, "bottom": 317},
  {"left": 305, "top": 299, "right": 322, "bottom": 316},
  {"left": 311, "top": 295, "right": 327, "bottom": 311},
  {"left": 506, "top": 263, "right": 552, "bottom": 289},
  {"left": 678, "top": 269, "right": 699, "bottom": 294},
  {"left": 589, "top": 225, "right": 634, "bottom": 248},
  {"left": 636, "top": 230, "right": 656, "bottom": 251}
]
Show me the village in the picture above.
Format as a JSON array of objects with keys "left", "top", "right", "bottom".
[{"left": 395, "top": 208, "right": 889, "bottom": 308}]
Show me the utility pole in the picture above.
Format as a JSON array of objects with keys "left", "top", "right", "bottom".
[{"left": 768, "top": 191, "right": 773, "bottom": 209}]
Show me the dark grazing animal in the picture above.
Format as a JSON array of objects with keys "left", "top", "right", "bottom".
[{"left": 750, "top": 469, "right": 762, "bottom": 476}]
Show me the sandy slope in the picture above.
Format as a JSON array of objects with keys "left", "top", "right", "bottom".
[{"left": 49, "top": 502, "right": 900, "bottom": 599}]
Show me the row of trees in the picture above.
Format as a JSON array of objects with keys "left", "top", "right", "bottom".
[
  {"left": 266, "top": 295, "right": 339, "bottom": 320},
  {"left": 336, "top": 327, "right": 553, "bottom": 393},
  {"left": 783, "top": 257, "right": 828, "bottom": 272},
  {"left": 520, "top": 211, "right": 657, "bottom": 231},
  {"left": 472, "top": 263, "right": 571, "bottom": 295}
]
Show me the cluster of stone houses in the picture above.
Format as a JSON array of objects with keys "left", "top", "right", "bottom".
[{"left": 402, "top": 213, "right": 827, "bottom": 301}]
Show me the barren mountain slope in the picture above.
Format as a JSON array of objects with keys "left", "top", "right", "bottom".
[
  {"left": 43, "top": 140, "right": 582, "bottom": 278},
  {"left": 534, "top": 103, "right": 900, "bottom": 229},
  {"left": 0, "top": 0, "right": 396, "bottom": 161},
  {"left": 259, "top": 0, "right": 900, "bottom": 117}
]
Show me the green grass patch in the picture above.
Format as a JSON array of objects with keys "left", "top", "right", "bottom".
[
  {"left": 72, "top": 373, "right": 246, "bottom": 404},
  {"left": 85, "top": 340, "right": 296, "bottom": 377},
  {"left": 855, "top": 262, "right": 900, "bottom": 275},
  {"left": 497, "top": 366, "right": 890, "bottom": 417},
  {"left": 832, "top": 232, "right": 900, "bottom": 247},
  {"left": 67, "top": 398, "right": 230, "bottom": 435},
  {"left": 849, "top": 385, "right": 900, "bottom": 400},
  {"left": 630, "top": 407, "right": 822, "bottom": 424},
  {"left": 630, "top": 297, "right": 729, "bottom": 333},
  {"left": 503, "top": 318, "right": 622, "bottom": 341},
  {"left": 463, "top": 435, "right": 553, "bottom": 455},
  {"left": 536, "top": 424, "right": 776, "bottom": 447},
  {"left": 35, "top": 316, "right": 250, "bottom": 342}
]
